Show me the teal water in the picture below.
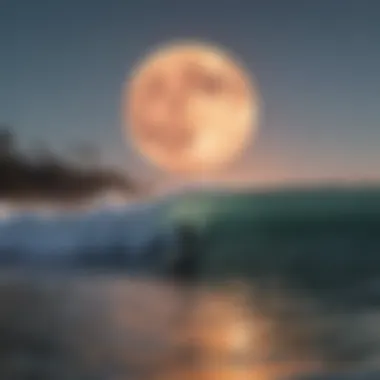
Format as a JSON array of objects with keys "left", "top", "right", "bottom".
[{"left": 164, "top": 186, "right": 380, "bottom": 299}]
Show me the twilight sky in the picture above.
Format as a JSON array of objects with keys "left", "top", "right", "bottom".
[{"left": 1, "top": 0, "right": 379, "bottom": 187}]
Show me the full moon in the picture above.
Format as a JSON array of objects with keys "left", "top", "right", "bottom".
[{"left": 123, "top": 41, "right": 260, "bottom": 173}]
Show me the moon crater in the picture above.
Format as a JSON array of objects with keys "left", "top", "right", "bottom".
[{"left": 123, "top": 41, "right": 260, "bottom": 173}]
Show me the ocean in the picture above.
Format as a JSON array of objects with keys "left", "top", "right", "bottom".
[{"left": 0, "top": 185, "right": 379, "bottom": 379}]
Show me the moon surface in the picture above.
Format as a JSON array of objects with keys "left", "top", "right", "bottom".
[{"left": 123, "top": 41, "right": 260, "bottom": 173}]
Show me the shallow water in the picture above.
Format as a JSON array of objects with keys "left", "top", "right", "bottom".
[{"left": 1, "top": 271, "right": 380, "bottom": 380}]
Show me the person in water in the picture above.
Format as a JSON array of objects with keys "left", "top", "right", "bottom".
[
  {"left": 166, "top": 222, "right": 202, "bottom": 323},
  {"left": 167, "top": 223, "right": 202, "bottom": 367},
  {"left": 169, "top": 223, "right": 200, "bottom": 285}
]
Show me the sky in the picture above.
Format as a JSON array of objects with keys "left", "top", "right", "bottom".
[{"left": 1, "top": 0, "right": 379, "bottom": 188}]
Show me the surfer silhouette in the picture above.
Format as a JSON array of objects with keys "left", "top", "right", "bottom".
[
  {"left": 169, "top": 223, "right": 200, "bottom": 285},
  {"left": 167, "top": 223, "right": 203, "bottom": 367}
]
